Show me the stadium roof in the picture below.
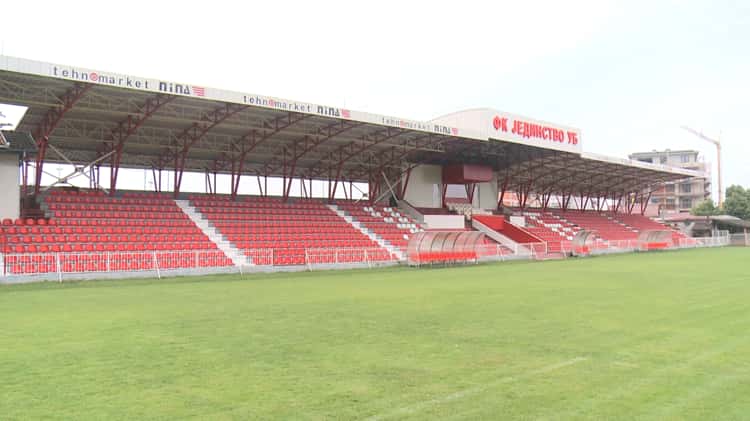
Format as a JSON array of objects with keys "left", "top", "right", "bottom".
[{"left": 0, "top": 55, "right": 701, "bottom": 197}]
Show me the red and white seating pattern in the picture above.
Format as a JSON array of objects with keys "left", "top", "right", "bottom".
[
  {"left": 521, "top": 212, "right": 575, "bottom": 253},
  {"left": 612, "top": 214, "right": 687, "bottom": 242},
  {"left": 190, "top": 196, "right": 396, "bottom": 266},
  {"left": 336, "top": 203, "right": 421, "bottom": 251},
  {"left": 547, "top": 211, "right": 639, "bottom": 241},
  {"left": 12, "top": 190, "right": 222, "bottom": 254},
  {"left": 1, "top": 190, "right": 232, "bottom": 274}
]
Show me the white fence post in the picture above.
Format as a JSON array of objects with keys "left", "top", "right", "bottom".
[
  {"left": 153, "top": 251, "right": 161, "bottom": 279},
  {"left": 56, "top": 253, "right": 62, "bottom": 283}
]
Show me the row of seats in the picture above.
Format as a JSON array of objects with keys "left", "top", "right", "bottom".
[
  {"left": 306, "top": 249, "right": 396, "bottom": 264},
  {"left": 215, "top": 226, "right": 362, "bottom": 235},
  {"left": 198, "top": 208, "right": 335, "bottom": 216},
  {"left": 338, "top": 204, "right": 419, "bottom": 250},
  {"left": 6, "top": 234, "right": 209, "bottom": 244},
  {"left": 47, "top": 204, "right": 183, "bottom": 213},
  {"left": 2, "top": 190, "right": 232, "bottom": 268},
  {"left": 48, "top": 197, "right": 176, "bottom": 206},
  {"left": 411, "top": 251, "right": 478, "bottom": 264},
  {"left": 548, "top": 211, "right": 639, "bottom": 241},
  {"left": 192, "top": 197, "right": 394, "bottom": 266},
  {"left": 2, "top": 218, "right": 49, "bottom": 226},
  {"left": 613, "top": 214, "right": 686, "bottom": 242},
  {"left": 4, "top": 226, "right": 203, "bottom": 235},
  {"left": 244, "top": 248, "right": 396, "bottom": 266},
  {"left": 50, "top": 211, "right": 189, "bottom": 220},
  {"left": 4, "top": 252, "right": 232, "bottom": 275},
  {"left": 5, "top": 242, "right": 215, "bottom": 254},
  {"left": 233, "top": 240, "right": 376, "bottom": 249},
  {"left": 192, "top": 201, "right": 329, "bottom": 210}
]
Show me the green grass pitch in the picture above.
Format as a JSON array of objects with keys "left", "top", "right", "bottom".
[{"left": 2, "top": 247, "right": 749, "bottom": 420}]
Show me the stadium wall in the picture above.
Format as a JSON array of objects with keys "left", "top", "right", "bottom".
[
  {"left": 475, "top": 173, "right": 499, "bottom": 210},
  {"left": 404, "top": 165, "right": 442, "bottom": 208},
  {"left": 0, "top": 152, "right": 20, "bottom": 220}
]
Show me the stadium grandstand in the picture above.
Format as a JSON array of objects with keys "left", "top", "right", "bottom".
[{"left": 0, "top": 55, "right": 724, "bottom": 281}]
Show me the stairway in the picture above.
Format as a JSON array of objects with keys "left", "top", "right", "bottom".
[
  {"left": 327, "top": 204, "right": 406, "bottom": 261},
  {"left": 174, "top": 200, "right": 252, "bottom": 267}
]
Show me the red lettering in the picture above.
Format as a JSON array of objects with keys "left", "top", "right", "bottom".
[
  {"left": 567, "top": 131, "right": 579, "bottom": 145},
  {"left": 492, "top": 116, "right": 508, "bottom": 132}
]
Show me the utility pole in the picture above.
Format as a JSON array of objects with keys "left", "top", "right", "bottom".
[{"left": 681, "top": 126, "right": 722, "bottom": 207}]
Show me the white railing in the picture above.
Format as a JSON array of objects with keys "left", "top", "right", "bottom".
[
  {"left": 304, "top": 247, "right": 398, "bottom": 268},
  {"left": 677, "top": 236, "right": 730, "bottom": 248},
  {"left": 729, "top": 233, "right": 750, "bottom": 246},
  {"left": 1, "top": 250, "right": 231, "bottom": 280},
  {"left": 474, "top": 242, "right": 548, "bottom": 260},
  {"left": 0, "top": 235, "right": 735, "bottom": 281}
]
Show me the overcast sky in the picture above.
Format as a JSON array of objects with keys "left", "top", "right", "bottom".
[{"left": 2, "top": 0, "right": 748, "bottom": 199}]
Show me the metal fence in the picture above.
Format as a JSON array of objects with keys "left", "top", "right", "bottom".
[
  {"left": 677, "top": 235, "right": 730, "bottom": 248},
  {"left": 0, "top": 235, "right": 736, "bottom": 281},
  {"left": 1, "top": 250, "right": 231, "bottom": 280},
  {"left": 304, "top": 248, "right": 397, "bottom": 268},
  {"left": 474, "top": 242, "right": 548, "bottom": 261},
  {"left": 729, "top": 233, "right": 750, "bottom": 246}
]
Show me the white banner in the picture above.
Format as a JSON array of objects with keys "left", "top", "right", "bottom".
[
  {"left": 489, "top": 110, "right": 582, "bottom": 154},
  {"left": 430, "top": 108, "right": 582, "bottom": 154},
  {"left": 0, "top": 55, "right": 474, "bottom": 139}
]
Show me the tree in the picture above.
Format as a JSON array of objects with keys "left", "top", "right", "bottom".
[
  {"left": 723, "top": 185, "right": 750, "bottom": 221},
  {"left": 691, "top": 199, "right": 719, "bottom": 216}
]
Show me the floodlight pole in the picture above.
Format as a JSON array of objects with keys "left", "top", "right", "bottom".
[{"left": 680, "top": 126, "right": 722, "bottom": 207}]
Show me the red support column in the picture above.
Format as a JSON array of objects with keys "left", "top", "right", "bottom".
[
  {"left": 398, "top": 167, "right": 412, "bottom": 200},
  {"left": 158, "top": 103, "right": 247, "bottom": 198},
  {"left": 497, "top": 175, "right": 509, "bottom": 209},
  {"left": 626, "top": 192, "right": 637, "bottom": 215},
  {"left": 640, "top": 191, "right": 652, "bottom": 215},
  {"left": 561, "top": 191, "right": 572, "bottom": 212},
  {"left": 612, "top": 193, "right": 623, "bottom": 214},
  {"left": 228, "top": 156, "right": 243, "bottom": 200},
  {"left": 368, "top": 171, "right": 381, "bottom": 205},
  {"left": 31, "top": 83, "right": 93, "bottom": 194},
  {"left": 332, "top": 149, "right": 346, "bottom": 200},
  {"left": 466, "top": 183, "right": 477, "bottom": 204},
  {"left": 282, "top": 146, "right": 298, "bottom": 202},
  {"left": 108, "top": 94, "right": 174, "bottom": 195},
  {"left": 517, "top": 182, "right": 532, "bottom": 210},
  {"left": 543, "top": 191, "right": 553, "bottom": 211},
  {"left": 596, "top": 194, "right": 606, "bottom": 213}
]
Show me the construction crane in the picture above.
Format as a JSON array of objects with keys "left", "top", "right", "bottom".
[{"left": 681, "top": 126, "right": 722, "bottom": 207}]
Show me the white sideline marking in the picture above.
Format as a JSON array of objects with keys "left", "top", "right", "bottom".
[{"left": 364, "top": 356, "right": 588, "bottom": 421}]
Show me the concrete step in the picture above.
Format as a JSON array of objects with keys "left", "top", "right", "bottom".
[
  {"left": 174, "top": 200, "right": 252, "bottom": 267},
  {"left": 328, "top": 204, "right": 405, "bottom": 261}
]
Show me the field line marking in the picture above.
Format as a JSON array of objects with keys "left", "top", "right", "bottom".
[{"left": 364, "top": 356, "right": 588, "bottom": 421}]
